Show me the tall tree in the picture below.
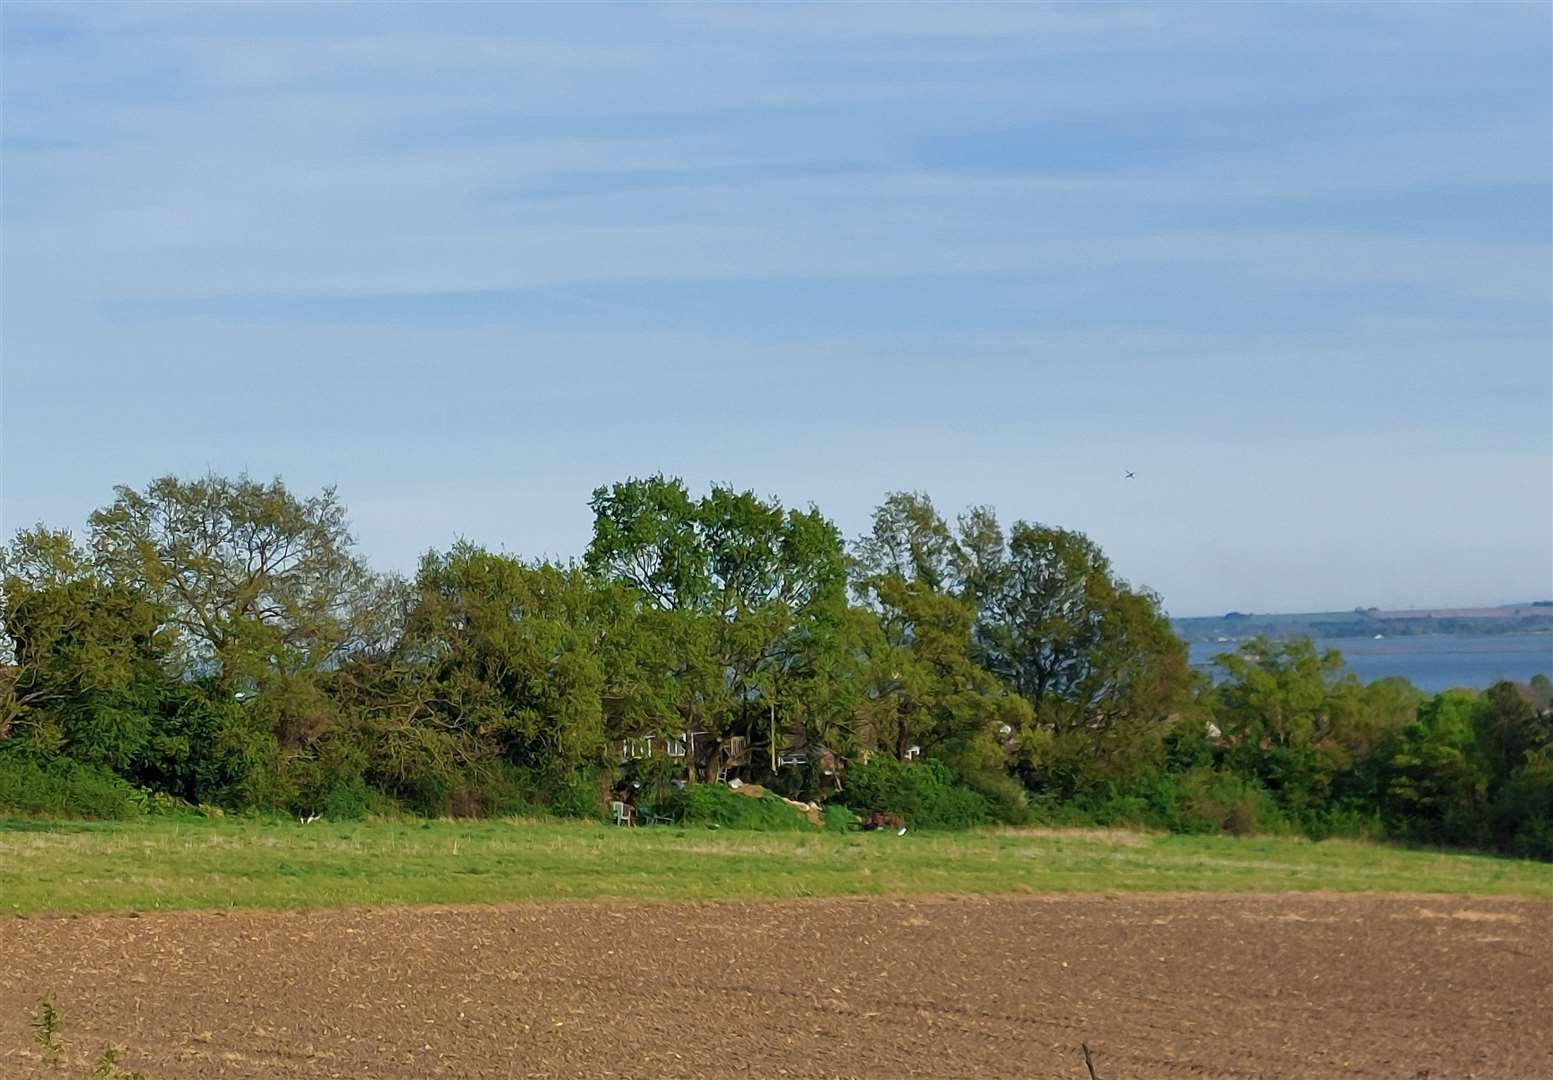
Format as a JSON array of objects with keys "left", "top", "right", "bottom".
[
  {"left": 87, "top": 474, "right": 375, "bottom": 687},
  {"left": 404, "top": 546, "right": 615, "bottom": 778},
  {"left": 969, "top": 519, "right": 1192, "bottom": 791},
  {"left": 850, "top": 494, "right": 1031, "bottom": 770},
  {"left": 850, "top": 491, "right": 961, "bottom": 593},
  {"left": 1, "top": 528, "right": 171, "bottom": 753},
  {"left": 1212, "top": 637, "right": 1360, "bottom": 817},
  {"left": 585, "top": 476, "right": 847, "bottom": 773}
]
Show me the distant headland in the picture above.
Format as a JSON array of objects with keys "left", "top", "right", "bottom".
[{"left": 1172, "top": 603, "right": 1553, "bottom": 643}]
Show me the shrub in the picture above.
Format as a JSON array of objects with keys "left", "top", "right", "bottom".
[
  {"left": 319, "top": 774, "right": 377, "bottom": 821},
  {"left": 532, "top": 768, "right": 605, "bottom": 819},
  {"left": 675, "top": 783, "right": 815, "bottom": 831},
  {"left": 840, "top": 758, "right": 992, "bottom": 830},
  {"left": 137, "top": 685, "right": 286, "bottom": 810},
  {"left": 0, "top": 753, "right": 146, "bottom": 820},
  {"left": 1493, "top": 749, "right": 1553, "bottom": 860},
  {"left": 823, "top": 804, "right": 857, "bottom": 833},
  {"left": 1176, "top": 768, "right": 1272, "bottom": 836},
  {"left": 144, "top": 790, "right": 196, "bottom": 816},
  {"left": 959, "top": 767, "right": 1032, "bottom": 826},
  {"left": 469, "top": 764, "right": 604, "bottom": 819}
]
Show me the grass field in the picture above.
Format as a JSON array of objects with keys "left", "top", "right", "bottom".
[{"left": 2, "top": 816, "right": 1548, "bottom": 914}]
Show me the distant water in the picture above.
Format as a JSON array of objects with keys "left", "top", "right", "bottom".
[{"left": 1189, "top": 632, "right": 1553, "bottom": 693}]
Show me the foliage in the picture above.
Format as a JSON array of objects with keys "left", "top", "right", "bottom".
[
  {"left": 0, "top": 753, "right": 146, "bottom": 819},
  {"left": 90, "top": 1047, "right": 148, "bottom": 1080},
  {"left": 32, "top": 993, "right": 62, "bottom": 1064},
  {"left": 840, "top": 758, "right": 994, "bottom": 830},
  {"left": 87, "top": 474, "right": 376, "bottom": 689},
  {"left": 23, "top": 996, "right": 147, "bottom": 1080},
  {"left": 1379, "top": 682, "right": 1553, "bottom": 857},
  {"left": 1174, "top": 767, "right": 1276, "bottom": 836},
  {"left": 405, "top": 547, "right": 613, "bottom": 776},
  {"left": 585, "top": 475, "right": 847, "bottom": 783},
  {"left": 823, "top": 803, "right": 858, "bottom": 832},
  {"left": 1, "top": 471, "right": 1548, "bottom": 859},
  {"left": 675, "top": 783, "right": 817, "bottom": 831},
  {"left": 972, "top": 520, "right": 1195, "bottom": 795}
]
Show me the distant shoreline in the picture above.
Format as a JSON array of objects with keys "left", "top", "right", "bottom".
[{"left": 1171, "top": 604, "right": 1553, "bottom": 644}]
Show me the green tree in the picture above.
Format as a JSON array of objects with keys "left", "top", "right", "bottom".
[
  {"left": 1381, "top": 689, "right": 1489, "bottom": 846},
  {"left": 1, "top": 528, "right": 172, "bottom": 761},
  {"left": 969, "top": 519, "right": 1192, "bottom": 793},
  {"left": 850, "top": 491, "right": 962, "bottom": 593},
  {"left": 848, "top": 495, "right": 1031, "bottom": 809},
  {"left": 1210, "top": 637, "right": 1355, "bottom": 819},
  {"left": 1381, "top": 683, "right": 1552, "bottom": 855},
  {"left": 585, "top": 476, "right": 847, "bottom": 777},
  {"left": 405, "top": 547, "right": 614, "bottom": 776},
  {"left": 1476, "top": 682, "right": 1553, "bottom": 856},
  {"left": 88, "top": 474, "right": 375, "bottom": 691}
]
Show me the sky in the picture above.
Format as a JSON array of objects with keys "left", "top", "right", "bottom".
[{"left": 2, "top": 2, "right": 1549, "bottom": 617}]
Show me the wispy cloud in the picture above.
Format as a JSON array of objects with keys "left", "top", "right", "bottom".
[{"left": 2, "top": 0, "right": 1548, "bottom": 612}]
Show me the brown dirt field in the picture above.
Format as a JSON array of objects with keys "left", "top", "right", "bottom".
[{"left": 1, "top": 893, "right": 1549, "bottom": 1079}]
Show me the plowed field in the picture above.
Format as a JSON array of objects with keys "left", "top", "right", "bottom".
[{"left": 3, "top": 893, "right": 1548, "bottom": 1079}]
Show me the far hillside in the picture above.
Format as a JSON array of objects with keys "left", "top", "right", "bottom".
[{"left": 1173, "top": 604, "right": 1553, "bottom": 643}]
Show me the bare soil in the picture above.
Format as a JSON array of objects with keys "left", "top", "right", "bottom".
[{"left": 2, "top": 893, "right": 1548, "bottom": 1079}]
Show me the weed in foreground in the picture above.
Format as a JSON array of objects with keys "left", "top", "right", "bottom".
[
  {"left": 89, "top": 1048, "right": 146, "bottom": 1080},
  {"left": 32, "top": 994, "right": 62, "bottom": 1066},
  {"left": 26, "top": 996, "right": 148, "bottom": 1079}
]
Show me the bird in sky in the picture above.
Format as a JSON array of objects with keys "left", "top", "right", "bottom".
[{"left": 1124, "top": 471, "right": 1135, "bottom": 479}]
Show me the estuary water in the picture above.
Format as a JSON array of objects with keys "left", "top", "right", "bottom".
[{"left": 1188, "top": 632, "right": 1553, "bottom": 692}]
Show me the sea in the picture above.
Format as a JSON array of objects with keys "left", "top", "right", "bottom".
[{"left": 1188, "top": 632, "right": 1553, "bottom": 693}]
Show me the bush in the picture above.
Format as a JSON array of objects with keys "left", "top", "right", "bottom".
[
  {"left": 319, "top": 774, "right": 377, "bottom": 821},
  {"left": 960, "top": 768, "right": 1032, "bottom": 826},
  {"left": 137, "top": 685, "right": 286, "bottom": 810},
  {"left": 1030, "top": 771, "right": 1288, "bottom": 838},
  {"left": 840, "top": 758, "right": 992, "bottom": 830},
  {"left": 1493, "top": 750, "right": 1553, "bottom": 860},
  {"left": 467, "top": 764, "right": 603, "bottom": 819},
  {"left": 0, "top": 753, "right": 146, "bottom": 820},
  {"left": 674, "top": 783, "right": 815, "bottom": 831},
  {"left": 1176, "top": 768, "right": 1275, "bottom": 836},
  {"left": 533, "top": 768, "right": 606, "bottom": 819},
  {"left": 823, "top": 804, "right": 858, "bottom": 833}
]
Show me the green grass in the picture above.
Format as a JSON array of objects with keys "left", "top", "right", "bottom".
[{"left": 1, "top": 817, "right": 1547, "bottom": 915}]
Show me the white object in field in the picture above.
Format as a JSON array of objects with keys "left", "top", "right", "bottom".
[
  {"left": 897, "top": 827, "right": 908, "bottom": 836},
  {"left": 728, "top": 778, "right": 743, "bottom": 789}
]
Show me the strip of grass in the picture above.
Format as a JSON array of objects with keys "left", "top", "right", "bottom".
[{"left": 1, "top": 817, "right": 1547, "bottom": 915}]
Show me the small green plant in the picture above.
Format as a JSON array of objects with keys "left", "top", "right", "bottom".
[
  {"left": 25, "top": 995, "right": 149, "bottom": 1078},
  {"left": 32, "top": 993, "right": 63, "bottom": 1065},
  {"left": 90, "top": 1047, "right": 146, "bottom": 1080}
]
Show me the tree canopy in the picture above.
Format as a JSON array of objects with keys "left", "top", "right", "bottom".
[{"left": 2, "top": 473, "right": 1547, "bottom": 858}]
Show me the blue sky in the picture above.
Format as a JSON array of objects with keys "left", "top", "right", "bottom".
[{"left": 2, "top": 1, "right": 1549, "bottom": 615}]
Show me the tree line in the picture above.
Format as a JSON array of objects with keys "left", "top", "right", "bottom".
[{"left": 2, "top": 473, "right": 1549, "bottom": 857}]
